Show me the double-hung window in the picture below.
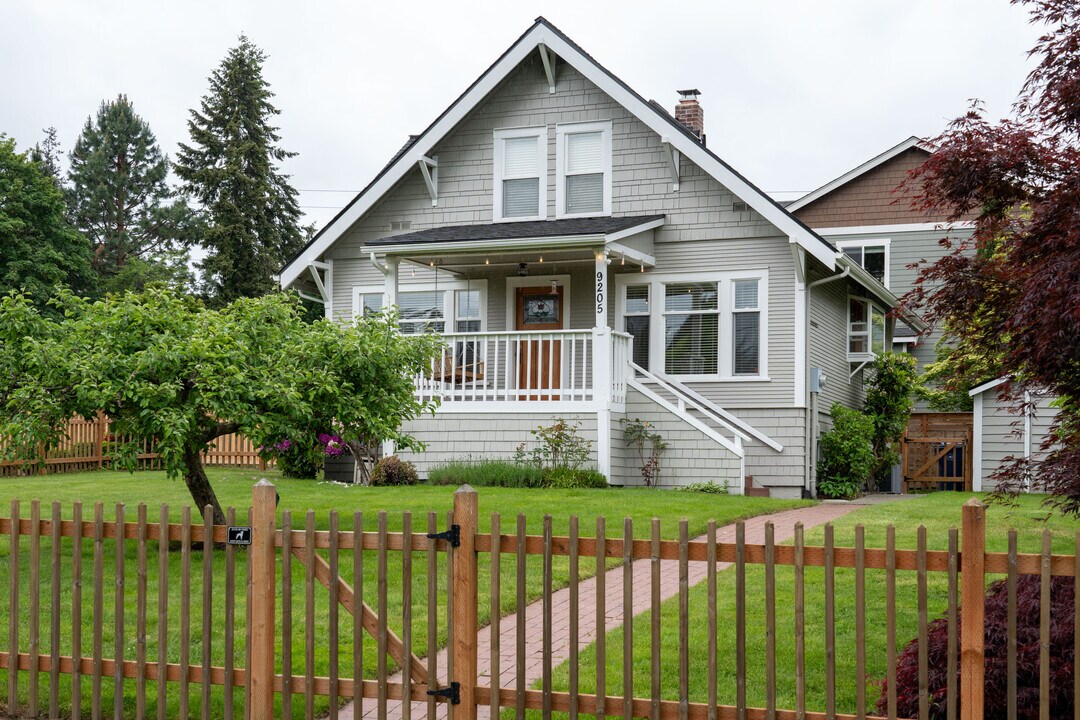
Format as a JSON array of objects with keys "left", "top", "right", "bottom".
[
  {"left": 493, "top": 127, "right": 546, "bottom": 221},
  {"left": 397, "top": 291, "right": 445, "bottom": 335},
  {"left": 352, "top": 282, "right": 487, "bottom": 336},
  {"left": 838, "top": 239, "right": 889, "bottom": 287},
  {"left": 848, "top": 297, "right": 886, "bottom": 360},
  {"left": 556, "top": 121, "right": 612, "bottom": 217}
]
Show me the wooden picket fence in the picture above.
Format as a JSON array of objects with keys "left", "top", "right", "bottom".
[
  {"left": 0, "top": 414, "right": 268, "bottom": 477},
  {"left": 0, "top": 488, "right": 1077, "bottom": 719}
]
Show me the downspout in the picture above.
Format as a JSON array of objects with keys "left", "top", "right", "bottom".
[
  {"left": 804, "top": 262, "right": 851, "bottom": 497},
  {"left": 370, "top": 252, "right": 388, "bottom": 276}
]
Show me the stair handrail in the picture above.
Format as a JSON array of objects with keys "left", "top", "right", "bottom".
[{"left": 627, "top": 361, "right": 784, "bottom": 452}]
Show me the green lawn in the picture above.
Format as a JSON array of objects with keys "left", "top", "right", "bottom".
[
  {"left": 547, "top": 492, "right": 1080, "bottom": 718},
  {"left": 0, "top": 467, "right": 808, "bottom": 718}
]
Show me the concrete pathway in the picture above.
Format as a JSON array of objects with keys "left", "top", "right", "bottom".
[{"left": 340, "top": 498, "right": 898, "bottom": 720}]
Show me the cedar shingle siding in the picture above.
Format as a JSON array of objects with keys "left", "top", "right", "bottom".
[{"left": 793, "top": 148, "right": 956, "bottom": 228}]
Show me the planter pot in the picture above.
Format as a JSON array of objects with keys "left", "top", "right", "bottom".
[{"left": 324, "top": 454, "right": 356, "bottom": 484}]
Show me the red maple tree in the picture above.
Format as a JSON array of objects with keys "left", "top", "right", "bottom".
[{"left": 903, "top": 0, "right": 1080, "bottom": 513}]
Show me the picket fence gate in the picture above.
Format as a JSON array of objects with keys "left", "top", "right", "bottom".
[{"left": 0, "top": 485, "right": 1077, "bottom": 720}]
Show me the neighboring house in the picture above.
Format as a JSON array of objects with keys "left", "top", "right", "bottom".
[
  {"left": 790, "top": 136, "right": 1054, "bottom": 492},
  {"left": 279, "top": 18, "right": 914, "bottom": 497}
]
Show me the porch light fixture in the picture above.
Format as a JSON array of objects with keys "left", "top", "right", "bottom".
[
  {"left": 518, "top": 262, "right": 528, "bottom": 277},
  {"left": 550, "top": 278, "right": 558, "bottom": 293}
]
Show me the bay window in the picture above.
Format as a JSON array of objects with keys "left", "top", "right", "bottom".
[
  {"left": 493, "top": 127, "right": 546, "bottom": 221},
  {"left": 848, "top": 296, "right": 887, "bottom": 360}
]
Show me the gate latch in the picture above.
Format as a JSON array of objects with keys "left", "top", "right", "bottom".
[
  {"left": 427, "top": 681, "right": 461, "bottom": 704},
  {"left": 426, "top": 524, "right": 461, "bottom": 548}
]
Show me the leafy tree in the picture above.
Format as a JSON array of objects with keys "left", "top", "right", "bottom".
[
  {"left": 902, "top": 0, "right": 1080, "bottom": 512},
  {"left": 175, "top": 35, "right": 307, "bottom": 305},
  {"left": 0, "top": 289, "right": 443, "bottom": 523},
  {"left": 0, "top": 135, "right": 95, "bottom": 308},
  {"left": 67, "top": 95, "right": 199, "bottom": 291},
  {"left": 29, "top": 127, "right": 62, "bottom": 182},
  {"left": 864, "top": 351, "right": 918, "bottom": 485}
]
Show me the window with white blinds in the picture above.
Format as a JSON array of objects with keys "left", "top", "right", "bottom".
[
  {"left": 494, "top": 128, "right": 546, "bottom": 221},
  {"left": 556, "top": 121, "right": 611, "bottom": 216},
  {"left": 617, "top": 271, "right": 768, "bottom": 379},
  {"left": 732, "top": 280, "right": 760, "bottom": 375}
]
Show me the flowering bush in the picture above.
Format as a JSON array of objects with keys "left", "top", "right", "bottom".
[{"left": 319, "top": 433, "right": 347, "bottom": 456}]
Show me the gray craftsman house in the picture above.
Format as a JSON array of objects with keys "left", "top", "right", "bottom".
[{"left": 280, "top": 18, "right": 916, "bottom": 497}]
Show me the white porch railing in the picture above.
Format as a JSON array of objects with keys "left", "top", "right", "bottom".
[
  {"left": 415, "top": 330, "right": 598, "bottom": 405},
  {"left": 611, "top": 330, "right": 632, "bottom": 405}
]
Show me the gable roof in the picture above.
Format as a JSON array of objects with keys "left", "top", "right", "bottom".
[
  {"left": 786, "top": 136, "right": 935, "bottom": 213},
  {"left": 279, "top": 17, "right": 840, "bottom": 289}
]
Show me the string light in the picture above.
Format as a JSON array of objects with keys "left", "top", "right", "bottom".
[
  {"left": 640, "top": 263, "right": 645, "bottom": 273},
  {"left": 485, "top": 258, "right": 490, "bottom": 265},
  {"left": 538, "top": 255, "right": 544, "bottom": 263}
]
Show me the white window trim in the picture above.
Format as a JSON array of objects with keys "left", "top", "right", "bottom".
[
  {"left": 836, "top": 238, "right": 890, "bottom": 289},
  {"left": 614, "top": 270, "right": 770, "bottom": 382},
  {"left": 493, "top": 126, "right": 548, "bottom": 222},
  {"left": 555, "top": 120, "right": 613, "bottom": 218},
  {"left": 504, "top": 275, "right": 571, "bottom": 330},
  {"left": 351, "top": 280, "right": 488, "bottom": 331},
  {"left": 847, "top": 295, "right": 886, "bottom": 362}
]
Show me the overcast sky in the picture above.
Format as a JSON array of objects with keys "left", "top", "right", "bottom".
[{"left": 3, "top": 0, "right": 1042, "bottom": 229}]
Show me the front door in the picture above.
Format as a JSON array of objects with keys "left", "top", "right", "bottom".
[{"left": 515, "top": 285, "right": 563, "bottom": 400}]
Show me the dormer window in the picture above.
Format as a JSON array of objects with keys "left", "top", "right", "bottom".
[
  {"left": 556, "top": 121, "right": 612, "bottom": 217},
  {"left": 493, "top": 127, "right": 547, "bottom": 221}
]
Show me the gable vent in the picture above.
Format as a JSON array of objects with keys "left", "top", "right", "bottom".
[
  {"left": 390, "top": 220, "right": 413, "bottom": 232},
  {"left": 732, "top": 201, "right": 749, "bottom": 213}
]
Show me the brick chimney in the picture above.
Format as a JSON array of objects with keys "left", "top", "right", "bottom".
[{"left": 675, "top": 89, "right": 704, "bottom": 140}]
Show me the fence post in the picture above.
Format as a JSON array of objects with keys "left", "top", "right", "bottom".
[
  {"left": 960, "top": 498, "right": 985, "bottom": 720},
  {"left": 251, "top": 480, "right": 278, "bottom": 719},
  {"left": 453, "top": 485, "right": 479, "bottom": 720},
  {"left": 95, "top": 412, "right": 106, "bottom": 468}
]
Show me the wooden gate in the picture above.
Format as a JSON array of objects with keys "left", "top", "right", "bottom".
[{"left": 901, "top": 412, "right": 974, "bottom": 493}]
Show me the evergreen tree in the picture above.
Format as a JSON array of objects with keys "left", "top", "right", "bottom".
[
  {"left": 0, "top": 135, "right": 95, "bottom": 307},
  {"left": 29, "top": 127, "right": 62, "bottom": 183},
  {"left": 175, "top": 35, "right": 306, "bottom": 304},
  {"left": 67, "top": 95, "right": 198, "bottom": 292}
]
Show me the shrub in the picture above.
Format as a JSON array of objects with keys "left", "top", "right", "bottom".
[
  {"left": 864, "top": 352, "right": 918, "bottom": 487},
  {"left": 881, "top": 574, "right": 1075, "bottom": 719},
  {"left": 542, "top": 467, "right": 608, "bottom": 489},
  {"left": 427, "top": 459, "right": 545, "bottom": 488},
  {"left": 369, "top": 456, "right": 419, "bottom": 486},
  {"left": 816, "top": 403, "right": 875, "bottom": 499},
  {"left": 621, "top": 417, "right": 668, "bottom": 486},
  {"left": 515, "top": 418, "right": 591, "bottom": 470},
  {"left": 274, "top": 439, "right": 321, "bottom": 479},
  {"left": 675, "top": 481, "right": 729, "bottom": 494}
]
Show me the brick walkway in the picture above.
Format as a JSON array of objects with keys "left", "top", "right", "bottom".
[{"left": 340, "top": 502, "right": 866, "bottom": 720}]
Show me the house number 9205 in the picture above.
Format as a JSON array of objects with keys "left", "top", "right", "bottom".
[{"left": 595, "top": 271, "right": 605, "bottom": 314}]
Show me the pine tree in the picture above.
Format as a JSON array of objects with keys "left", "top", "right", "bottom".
[
  {"left": 67, "top": 95, "right": 198, "bottom": 292},
  {"left": 0, "top": 135, "right": 96, "bottom": 308},
  {"left": 29, "top": 127, "right": 62, "bottom": 183},
  {"left": 174, "top": 35, "right": 306, "bottom": 304}
]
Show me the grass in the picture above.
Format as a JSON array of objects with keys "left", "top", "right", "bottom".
[
  {"left": 546, "top": 492, "right": 1080, "bottom": 718},
  {"left": 0, "top": 467, "right": 808, "bottom": 718}
]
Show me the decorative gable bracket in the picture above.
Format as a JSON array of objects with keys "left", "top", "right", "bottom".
[
  {"left": 538, "top": 43, "right": 557, "bottom": 94},
  {"left": 661, "top": 138, "right": 680, "bottom": 192},
  {"left": 301, "top": 261, "right": 331, "bottom": 305},
  {"left": 418, "top": 155, "right": 438, "bottom": 207}
]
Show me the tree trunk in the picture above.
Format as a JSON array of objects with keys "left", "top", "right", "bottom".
[{"left": 182, "top": 447, "right": 227, "bottom": 526}]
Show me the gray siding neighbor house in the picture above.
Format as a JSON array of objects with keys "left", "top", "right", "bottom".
[
  {"left": 790, "top": 136, "right": 1057, "bottom": 492},
  {"left": 279, "top": 18, "right": 911, "bottom": 498}
]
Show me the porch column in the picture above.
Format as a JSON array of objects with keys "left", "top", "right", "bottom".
[
  {"left": 594, "top": 249, "right": 613, "bottom": 481},
  {"left": 382, "top": 256, "right": 399, "bottom": 459}
]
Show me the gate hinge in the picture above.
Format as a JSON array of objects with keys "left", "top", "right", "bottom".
[
  {"left": 426, "top": 524, "right": 460, "bottom": 548},
  {"left": 426, "top": 681, "right": 461, "bottom": 704}
]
